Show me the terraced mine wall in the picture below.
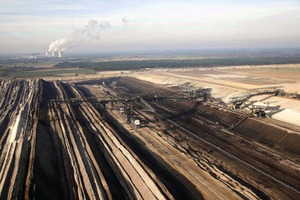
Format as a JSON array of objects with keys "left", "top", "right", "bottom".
[
  {"left": 0, "top": 79, "right": 173, "bottom": 199},
  {"left": 234, "top": 118, "right": 300, "bottom": 155},
  {"left": 192, "top": 103, "right": 300, "bottom": 155},
  {"left": 209, "top": 103, "right": 300, "bottom": 154},
  {"left": 193, "top": 103, "right": 244, "bottom": 128},
  {"left": 0, "top": 79, "right": 42, "bottom": 199},
  {"left": 1, "top": 78, "right": 299, "bottom": 199}
]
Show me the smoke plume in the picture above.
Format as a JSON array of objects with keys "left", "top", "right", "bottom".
[{"left": 48, "top": 19, "right": 111, "bottom": 51}]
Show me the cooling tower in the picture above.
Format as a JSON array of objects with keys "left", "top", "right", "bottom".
[
  {"left": 58, "top": 51, "right": 64, "bottom": 58},
  {"left": 46, "top": 50, "right": 64, "bottom": 58}
]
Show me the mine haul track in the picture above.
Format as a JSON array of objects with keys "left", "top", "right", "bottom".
[{"left": 0, "top": 77, "right": 299, "bottom": 200}]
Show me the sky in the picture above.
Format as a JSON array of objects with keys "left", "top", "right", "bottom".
[{"left": 0, "top": 0, "right": 300, "bottom": 54}]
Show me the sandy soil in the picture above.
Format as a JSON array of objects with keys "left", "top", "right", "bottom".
[
  {"left": 126, "top": 64, "right": 300, "bottom": 127},
  {"left": 51, "top": 64, "right": 300, "bottom": 127}
]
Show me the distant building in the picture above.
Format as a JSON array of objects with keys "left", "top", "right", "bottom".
[
  {"left": 58, "top": 51, "right": 64, "bottom": 58},
  {"left": 46, "top": 51, "right": 51, "bottom": 56},
  {"left": 46, "top": 50, "right": 64, "bottom": 58}
]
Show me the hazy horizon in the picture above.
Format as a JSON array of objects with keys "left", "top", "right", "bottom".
[{"left": 1, "top": 0, "right": 300, "bottom": 54}]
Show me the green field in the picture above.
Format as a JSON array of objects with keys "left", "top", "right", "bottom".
[
  {"left": 2, "top": 55, "right": 300, "bottom": 78},
  {"left": 53, "top": 57, "right": 300, "bottom": 71},
  {"left": 10, "top": 69, "right": 95, "bottom": 78}
]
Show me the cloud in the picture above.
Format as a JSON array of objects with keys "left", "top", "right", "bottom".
[{"left": 48, "top": 19, "right": 111, "bottom": 51}]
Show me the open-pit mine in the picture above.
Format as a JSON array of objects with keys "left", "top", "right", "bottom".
[{"left": 0, "top": 67, "right": 300, "bottom": 199}]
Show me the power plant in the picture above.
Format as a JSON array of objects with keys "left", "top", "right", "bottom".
[{"left": 46, "top": 50, "right": 64, "bottom": 58}]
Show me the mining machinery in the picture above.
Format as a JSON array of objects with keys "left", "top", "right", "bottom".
[
  {"left": 50, "top": 87, "right": 212, "bottom": 129},
  {"left": 229, "top": 86, "right": 284, "bottom": 106},
  {"left": 50, "top": 87, "right": 212, "bottom": 105},
  {"left": 228, "top": 86, "right": 284, "bottom": 118},
  {"left": 251, "top": 102, "right": 281, "bottom": 117},
  {"left": 238, "top": 100, "right": 281, "bottom": 117},
  {"left": 228, "top": 86, "right": 283, "bottom": 111}
]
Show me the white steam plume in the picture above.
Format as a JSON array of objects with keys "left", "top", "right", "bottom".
[{"left": 48, "top": 19, "right": 111, "bottom": 51}]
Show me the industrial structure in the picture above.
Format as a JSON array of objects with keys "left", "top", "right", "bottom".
[
  {"left": 229, "top": 86, "right": 283, "bottom": 106},
  {"left": 46, "top": 50, "right": 64, "bottom": 58},
  {"left": 50, "top": 87, "right": 212, "bottom": 129},
  {"left": 228, "top": 86, "right": 283, "bottom": 117}
]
